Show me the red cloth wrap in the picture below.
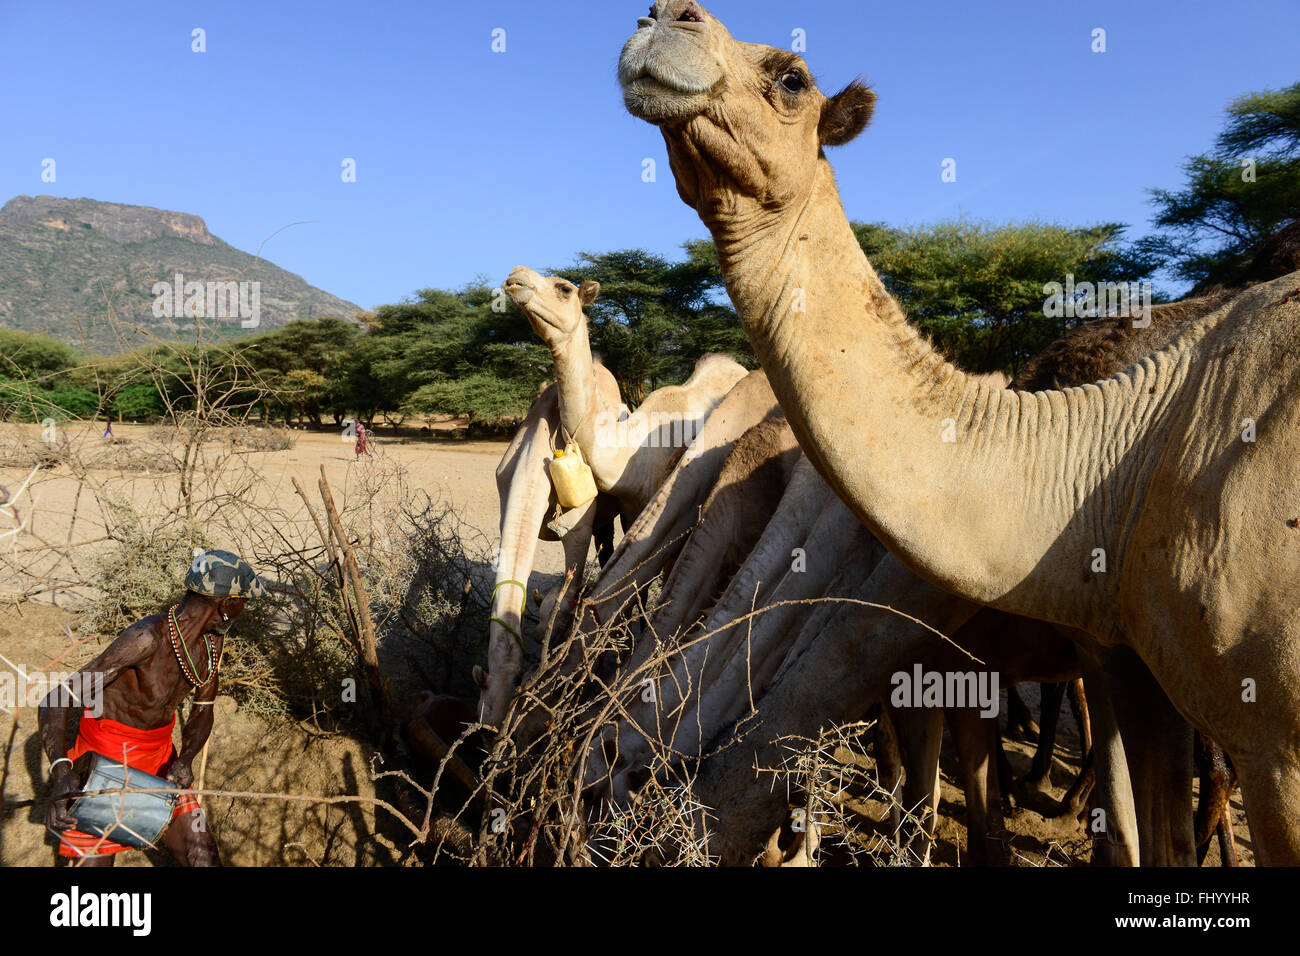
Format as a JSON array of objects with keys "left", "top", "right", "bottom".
[{"left": 57, "top": 711, "right": 199, "bottom": 858}]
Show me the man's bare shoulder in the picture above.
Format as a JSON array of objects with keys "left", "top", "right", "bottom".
[{"left": 99, "top": 614, "right": 165, "bottom": 665}]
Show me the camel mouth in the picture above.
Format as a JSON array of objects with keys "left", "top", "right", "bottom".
[
  {"left": 622, "top": 76, "right": 713, "bottom": 125},
  {"left": 618, "top": 59, "right": 714, "bottom": 96},
  {"left": 503, "top": 276, "right": 535, "bottom": 305}
]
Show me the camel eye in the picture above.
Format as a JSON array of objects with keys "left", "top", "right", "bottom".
[
  {"left": 556, "top": 283, "right": 573, "bottom": 298},
  {"left": 779, "top": 71, "right": 806, "bottom": 94}
]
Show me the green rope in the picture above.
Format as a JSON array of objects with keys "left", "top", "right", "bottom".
[{"left": 490, "top": 579, "right": 527, "bottom": 652}]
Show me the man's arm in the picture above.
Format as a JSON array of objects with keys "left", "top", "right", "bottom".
[
  {"left": 170, "top": 644, "right": 220, "bottom": 788},
  {"left": 37, "top": 625, "right": 159, "bottom": 829}
]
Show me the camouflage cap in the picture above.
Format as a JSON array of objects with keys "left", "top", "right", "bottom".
[{"left": 185, "top": 549, "right": 268, "bottom": 599}]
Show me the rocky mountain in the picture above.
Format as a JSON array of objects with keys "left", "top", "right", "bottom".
[{"left": 0, "top": 195, "right": 361, "bottom": 354}]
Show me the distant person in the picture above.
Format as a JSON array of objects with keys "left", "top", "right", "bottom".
[
  {"left": 354, "top": 421, "right": 370, "bottom": 458},
  {"left": 103, "top": 419, "right": 114, "bottom": 440}
]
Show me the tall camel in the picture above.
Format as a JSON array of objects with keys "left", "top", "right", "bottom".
[
  {"left": 478, "top": 385, "right": 609, "bottom": 727},
  {"left": 477, "top": 324, "right": 746, "bottom": 729},
  {"left": 504, "top": 266, "right": 747, "bottom": 525},
  {"left": 494, "top": 372, "right": 786, "bottom": 755},
  {"left": 667, "top": 294, "right": 1251, "bottom": 864},
  {"left": 618, "top": 1, "right": 1300, "bottom": 863}
]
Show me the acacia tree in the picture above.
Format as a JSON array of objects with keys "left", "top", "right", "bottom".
[
  {"left": 365, "top": 283, "right": 550, "bottom": 427},
  {"left": 241, "top": 317, "right": 358, "bottom": 425},
  {"left": 552, "top": 249, "right": 753, "bottom": 406},
  {"left": 1139, "top": 81, "right": 1300, "bottom": 288},
  {"left": 851, "top": 219, "right": 1159, "bottom": 375}
]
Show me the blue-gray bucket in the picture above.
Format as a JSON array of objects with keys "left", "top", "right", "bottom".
[{"left": 69, "top": 754, "right": 180, "bottom": 849}]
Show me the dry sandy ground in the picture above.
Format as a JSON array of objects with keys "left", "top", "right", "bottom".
[
  {"left": 1, "top": 422, "right": 565, "bottom": 604},
  {"left": 0, "top": 423, "right": 1253, "bottom": 866}
]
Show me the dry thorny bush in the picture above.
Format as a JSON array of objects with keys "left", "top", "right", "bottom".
[
  {"left": 405, "top": 550, "right": 944, "bottom": 867},
  {"left": 3, "top": 422, "right": 496, "bottom": 717}
]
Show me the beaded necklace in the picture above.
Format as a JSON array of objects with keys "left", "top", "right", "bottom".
[{"left": 166, "top": 604, "right": 223, "bottom": 689}]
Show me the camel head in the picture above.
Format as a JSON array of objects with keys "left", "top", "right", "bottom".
[
  {"left": 504, "top": 266, "right": 600, "bottom": 349},
  {"left": 618, "top": 1, "right": 877, "bottom": 214}
]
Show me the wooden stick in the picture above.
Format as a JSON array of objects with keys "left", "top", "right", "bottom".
[
  {"left": 404, "top": 720, "right": 480, "bottom": 796},
  {"left": 317, "top": 466, "right": 393, "bottom": 745},
  {"left": 195, "top": 740, "right": 211, "bottom": 808},
  {"left": 291, "top": 476, "right": 341, "bottom": 586}
]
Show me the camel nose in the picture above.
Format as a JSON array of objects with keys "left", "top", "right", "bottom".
[{"left": 657, "top": 0, "right": 706, "bottom": 24}]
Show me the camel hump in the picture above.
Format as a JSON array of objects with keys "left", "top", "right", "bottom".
[{"left": 681, "top": 352, "right": 748, "bottom": 392}]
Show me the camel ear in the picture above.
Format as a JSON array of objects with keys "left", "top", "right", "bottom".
[
  {"left": 472, "top": 665, "right": 488, "bottom": 690},
  {"left": 819, "top": 81, "right": 876, "bottom": 147},
  {"left": 579, "top": 281, "right": 600, "bottom": 306}
]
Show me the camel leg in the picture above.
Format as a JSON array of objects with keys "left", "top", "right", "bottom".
[
  {"left": 872, "top": 706, "right": 905, "bottom": 837},
  {"left": 1050, "top": 751, "right": 1096, "bottom": 821},
  {"left": 1045, "top": 678, "right": 1094, "bottom": 819},
  {"left": 995, "top": 729, "right": 1016, "bottom": 812},
  {"left": 1102, "top": 646, "right": 1196, "bottom": 866},
  {"left": 1216, "top": 808, "right": 1238, "bottom": 867},
  {"left": 983, "top": 712, "right": 1009, "bottom": 865},
  {"left": 1005, "top": 685, "right": 1039, "bottom": 742},
  {"left": 1194, "top": 733, "right": 1236, "bottom": 865},
  {"left": 1006, "top": 678, "right": 1094, "bottom": 820},
  {"left": 1071, "top": 640, "right": 1138, "bottom": 866},
  {"left": 949, "top": 705, "right": 1009, "bottom": 866},
  {"left": 1235, "top": 756, "right": 1300, "bottom": 866},
  {"left": 890, "top": 705, "right": 943, "bottom": 865},
  {"left": 1067, "top": 677, "right": 1092, "bottom": 754},
  {"left": 1021, "top": 682, "right": 1066, "bottom": 791}
]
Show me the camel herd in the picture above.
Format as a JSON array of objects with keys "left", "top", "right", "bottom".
[{"left": 452, "top": 1, "right": 1300, "bottom": 866}]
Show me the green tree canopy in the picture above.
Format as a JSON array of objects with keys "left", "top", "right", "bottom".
[
  {"left": 851, "top": 219, "right": 1159, "bottom": 375},
  {"left": 241, "top": 317, "right": 360, "bottom": 424},
  {"left": 550, "top": 249, "right": 753, "bottom": 406},
  {"left": 1140, "top": 81, "right": 1300, "bottom": 288},
  {"left": 0, "top": 329, "right": 81, "bottom": 382}
]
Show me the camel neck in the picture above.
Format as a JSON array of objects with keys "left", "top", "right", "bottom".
[
  {"left": 547, "top": 321, "right": 603, "bottom": 453},
  {"left": 707, "top": 161, "right": 1176, "bottom": 634}
]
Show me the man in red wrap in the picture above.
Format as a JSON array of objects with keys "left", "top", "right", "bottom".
[{"left": 39, "top": 549, "right": 267, "bottom": 866}]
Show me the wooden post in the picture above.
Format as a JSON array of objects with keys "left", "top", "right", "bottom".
[
  {"left": 316, "top": 466, "right": 394, "bottom": 746},
  {"left": 292, "top": 476, "right": 342, "bottom": 588}
]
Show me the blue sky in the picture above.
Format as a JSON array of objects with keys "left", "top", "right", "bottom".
[{"left": 2, "top": 0, "right": 1296, "bottom": 310}]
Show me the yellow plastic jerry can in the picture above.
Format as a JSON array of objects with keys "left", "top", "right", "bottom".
[{"left": 549, "top": 442, "right": 598, "bottom": 509}]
